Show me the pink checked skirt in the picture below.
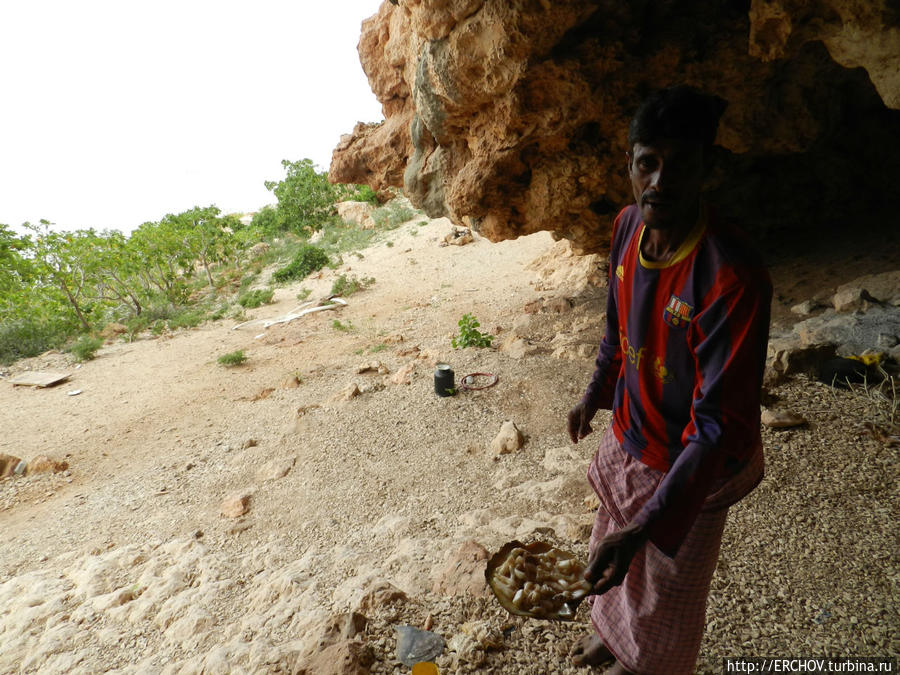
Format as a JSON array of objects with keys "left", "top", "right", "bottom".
[{"left": 587, "top": 426, "right": 763, "bottom": 674}]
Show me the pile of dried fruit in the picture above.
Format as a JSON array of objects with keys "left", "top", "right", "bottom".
[{"left": 486, "top": 540, "right": 592, "bottom": 620}]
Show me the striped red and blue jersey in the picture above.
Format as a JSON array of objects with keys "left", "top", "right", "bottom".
[{"left": 581, "top": 204, "right": 771, "bottom": 555}]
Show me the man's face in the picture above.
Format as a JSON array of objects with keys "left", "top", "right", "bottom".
[{"left": 627, "top": 139, "right": 705, "bottom": 230}]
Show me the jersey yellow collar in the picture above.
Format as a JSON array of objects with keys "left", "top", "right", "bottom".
[{"left": 638, "top": 206, "right": 707, "bottom": 269}]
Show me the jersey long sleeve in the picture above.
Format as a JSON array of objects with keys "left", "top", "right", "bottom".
[{"left": 582, "top": 205, "right": 771, "bottom": 556}]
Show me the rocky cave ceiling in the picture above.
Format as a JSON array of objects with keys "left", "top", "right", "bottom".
[{"left": 329, "top": 0, "right": 900, "bottom": 253}]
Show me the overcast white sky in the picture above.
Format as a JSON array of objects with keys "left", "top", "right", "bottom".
[{"left": 0, "top": 0, "right": 385, "bottom": 234}]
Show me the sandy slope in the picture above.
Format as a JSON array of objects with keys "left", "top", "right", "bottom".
[{"left": 0, "top": 216, "right": 896, "bottom": 674}]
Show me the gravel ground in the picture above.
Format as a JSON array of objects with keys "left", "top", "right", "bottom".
[{"left": 0, "top": 217, "right": 897, "bottom": 673}]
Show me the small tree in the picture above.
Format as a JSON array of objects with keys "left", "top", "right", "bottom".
[
  {"left": 249, "top": 205, "right": 285, "bottom": 235},
  {"left": 24, "top": 221, "right": 95, "bottom": 331},
  {"left": 264, "top": 159, "right": 339, "bottom": 234},
  {"left": 84, "top": 230, "right": 146, "bottom": 317}
]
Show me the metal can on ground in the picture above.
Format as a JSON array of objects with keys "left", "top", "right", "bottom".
[{"left": 434, "top": 363, "right": 455, "bottom": 397}]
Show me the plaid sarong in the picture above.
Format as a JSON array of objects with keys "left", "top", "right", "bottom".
[{"left": 587, "top": 426, "right": 763, "bottom": 674}]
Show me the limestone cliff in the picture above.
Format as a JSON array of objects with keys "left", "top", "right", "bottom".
[{"left": 330, "top": 0, "right": 900, "bottom": 252}]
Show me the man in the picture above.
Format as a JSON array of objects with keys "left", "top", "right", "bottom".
[{"left": 567, "top": 86, "right": 771, "bottom": 674}]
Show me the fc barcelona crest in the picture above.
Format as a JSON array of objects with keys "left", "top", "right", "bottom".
[{"left": 663, "top": 294, "right": 693, "bottom": 328}]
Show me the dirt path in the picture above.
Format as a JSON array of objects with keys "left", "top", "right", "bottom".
[{"left": 0, "top": 216, "right": 896, "bottom": 674}]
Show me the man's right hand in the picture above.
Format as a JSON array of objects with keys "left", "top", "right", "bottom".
[{"left": 567, "top": 401, "right": 594, "bottom": 444}]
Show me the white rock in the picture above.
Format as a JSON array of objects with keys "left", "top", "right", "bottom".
[
  {"left": 490, "top": 421, "right": 524, "bottom": 455},
  {"left": 833, "top": 287, "right": 867, "bottom": 312},
  {"left": 336, "top": 201, "right": 376, "bottom": 229},
  {"left": 256, "top": 457, "right": 296, "bottom": 482},
  {"left": 390, "top": 362, "right": 416, "bottom": 385},
  {"left": 541, "top": 446, "right": 583, "bottom": 473},
  {"left": 498, "top": 335, "right": 537, "bottom": 359},
  {"left": 333, "top": 383, "right": 361, "bottom": 402},
  {"left": 220, "top": 492, "right": 251, "bottom": 518},
  {"left": 551, "top": 343, "right": 596, "bottom": 360},
  {"left": 761, "top": 408, "right": 807, "bottom": 428}
]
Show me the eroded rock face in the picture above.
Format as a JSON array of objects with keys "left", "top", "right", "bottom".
[{"left": 331, "top": 1, "right": 900, "bottom": 252}]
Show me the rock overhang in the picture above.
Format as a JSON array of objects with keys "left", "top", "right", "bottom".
[{"left": 330, "top": 0, "right": 900, "bottom": 253}]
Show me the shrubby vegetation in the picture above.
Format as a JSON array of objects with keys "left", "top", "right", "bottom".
[
  {"left": 69, "top": 335, "right": 104, "bottom": 362},
  {"left": 263, "top": 159, "right": 376, "bottom": 235},
  {"left": 330, "top": 274, "right": 375, "bottom": 297},
  {"left": 217, "top": 350, "right": 247, "bottom": 367},
  {"left": 237, "top": 288, "right": 275, "bottom": 309},
  {"left": 371, "top": 201, "right": 415, "bottom": 230},
  {"left": 0, "top": 158, "right": 420, "bottom": 365},
  {"left": 272, "top": 244, "right": 330, "bottom": 283}
]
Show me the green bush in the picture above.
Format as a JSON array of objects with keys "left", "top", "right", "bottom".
[
  {"left": 330, "top": 274, "right": 375, "bottom": 297},
  {"left": 264, "top": 159, "right": 339, "bottom": 234},
  {"left": 238, "top": 273, "right": 259, "bottom": 292},
  {"left": 167, "top": 308, "right": 205, "bottom": 330},
  {"left": 249, "top": 205, "right": 286, "bottom": 235},
  {"left": 238, "top": 288, "right": 275, "bottom": 308},
  {"left": 372, "top": 201, "right": 416, "bottom": 230},
  {"left": 217, "top": 350, "right": 247, "bottom": 367},
  {"left": 0, "top": 318, "right": 73, "bottom": 365},
  {"left": 354, "top": 184, "right": 379, "bottom": 205},
  {"left": 69, "top": 335, "right": 104, "bottom": 362},
  {"left": 451, "top": 313, "right": 494, "bottom": 349},
  {"left": 272, "top": 244, "right": 329, "bottom": 283}
]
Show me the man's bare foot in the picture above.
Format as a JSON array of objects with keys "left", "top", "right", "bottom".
[
  {"left": 570, "top": 634, "right": 613, "bottom": 667},
  {"left": 602, "top": 660, "right": 635, "bottom": 675}
]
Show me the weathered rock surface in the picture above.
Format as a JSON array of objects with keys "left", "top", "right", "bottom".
[
  {"left": 390, "top": 361, "right": 416, "bottom": 385},
  {"left": 337, "top": 201, "right": 377, "bottom": 230},
  {"left": 761, "top": 408, "right": 807, "bottom": 429},
  {"left": 220, "top": 492, "right": 251, "bottom": 518},
  {"left": 490, "top": 420, "right": 524, "bottom": 455},
  {"left": 295, "top": 640, "right": 375, "bottom": 675},
  {"left": 0, "top": 453, "right": 25, "bottom": 478},
  {"left": 431, "top": 539, "right": 490, "bottom": 598},
  {"left": 332, "top": 1, "right": 900, "bottom": 252},
  {"left": 27, "top": 455, "right": 69, "bottom": 475},
  {"left": 766, "top": 270, "right": 900, "bottom": 383}
]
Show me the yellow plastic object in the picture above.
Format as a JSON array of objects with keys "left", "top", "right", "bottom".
[
  {"left": 412, "top": 663, "right": 439, "bottom": 675},
  {"left": 847, "top": 353, "right": 881, "bottom": 366}
]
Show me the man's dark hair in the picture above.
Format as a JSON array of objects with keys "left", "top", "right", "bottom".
[{"left": 628, "top": 86, "right": 727, "bottom": 151}]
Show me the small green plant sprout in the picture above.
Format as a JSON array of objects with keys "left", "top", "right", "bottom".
[
  {"left": 332, "top": 319, "right": 353, "bottom": 332},
  {"left": 330, "top": 274, "right": 375, "bottom": 297},
  {"left": 69, "top": 335, "right": 104, "bottom": 362},
  {"left": 369, "top": 343, "right": 388, "bottom": 353},
  {"left": 237, "top": 287, "right": 275, "bottom": 308},
  {"left": 296, "top": 288, "right": 312, "bottom": 301},
  {"left": 385, "top": 241, "right": 394, "bottom": 248},
  {"left": 418, "top": 220, "right": 429, "bottom": 227},
  {"left": 217, "top": 350, "right": 247, "bottom": 367},
  {"left": 451, "top": 313, "right": 494, "bottom": 349}
]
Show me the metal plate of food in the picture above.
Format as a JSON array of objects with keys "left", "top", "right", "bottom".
[{"left": 485, "top": 540, "right": 592, "bottom": 621}]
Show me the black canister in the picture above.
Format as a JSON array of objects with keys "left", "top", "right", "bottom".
[{"left": 434, "top": 363, "right": 455, "bottom": 396}]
